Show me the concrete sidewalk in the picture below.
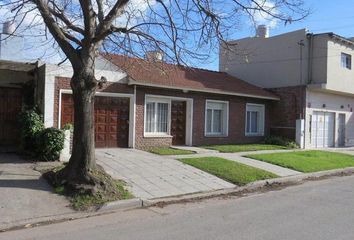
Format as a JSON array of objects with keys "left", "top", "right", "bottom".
[
  {"left": 96, "top": 149, "right": 235, "bottom": 199},
  {"left": 169, "top": 148, "right": 301, "bottom": 177},
  {"left": 0, "top": 154, "right": 74, "bottom": 230}
]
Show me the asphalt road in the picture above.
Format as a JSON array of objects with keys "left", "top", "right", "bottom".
[{"left": 2, "top": 175, "right": 354, "bottom": 240}]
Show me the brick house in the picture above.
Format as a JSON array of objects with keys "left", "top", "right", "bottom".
[
  {"left": 0, "top": 54, "right": 278, "bottom": 150},
  {"left": 47, "top": 54, "right": 278, "bottom": 150}
]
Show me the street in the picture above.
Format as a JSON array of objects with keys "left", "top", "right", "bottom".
[{"left": 2, "top": 175, "right": 354, "bottom": 240}]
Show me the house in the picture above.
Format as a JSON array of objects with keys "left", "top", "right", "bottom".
[
  {"left": 0, "top": 60, "right": 44, "bottom": 150},
  {"left": 0, "top": 53, "right": 279, "bottom": 150},
  {"left": 220, "top": 27, "right": 354, "bottom": 149}
]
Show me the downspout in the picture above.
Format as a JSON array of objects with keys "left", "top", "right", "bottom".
[
  {"left": 132, "top": 84, "right": 137, "bottom": 148},
  {"left": 303, "top": 33, "right": 314, "bottom": 149},
  {"left": 307, "top": 33, "right": 314, "bottom": 84}
]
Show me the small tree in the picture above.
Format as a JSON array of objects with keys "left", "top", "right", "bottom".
[{"left": 1, "top": 0, "right": 308, "bottom": 191}]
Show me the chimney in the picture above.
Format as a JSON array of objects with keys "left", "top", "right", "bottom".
[
  {"left": 145, "top": 51, "right": 164, "bottom": 62},
  {"left": 2, "top": 21, "right": 16, "bottom": 35},
  {"left": 256, "top": 25, "right": 269, "bottom": 38}
]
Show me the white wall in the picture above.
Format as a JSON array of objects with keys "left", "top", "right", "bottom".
[
  {"left": 305, "top": 90, "right": 354, "bottom": 148},
  {"left": 220, "top": 29, "right": 310, "bottom": 88},
  {"left": 325, "top": 39, "right": 354, "bottom": 94},
  {"left": 310, "top": 34, "right": 328, "bottom": 84}
]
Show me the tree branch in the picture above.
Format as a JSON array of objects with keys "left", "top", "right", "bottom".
[{"left": 31, "top": 0, "right": 79, "bottom": 64}]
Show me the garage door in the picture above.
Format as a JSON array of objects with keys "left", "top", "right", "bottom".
[
  {"left": 61, "top": 94, "right": 130, "bottom": 148},
  {"left": 311, "top": 111, "right": 335, "bottom": 148},
  {"left": 0, "top": 88, "right": 22, "bottom": 146}
]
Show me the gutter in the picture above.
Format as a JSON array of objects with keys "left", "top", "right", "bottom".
[{"left": 128, "top": 79, "right": 280, "bottom": 101}]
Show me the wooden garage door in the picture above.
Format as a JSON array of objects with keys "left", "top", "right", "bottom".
[
  {"left": 0, "top": 88, "right": 22, "bottom": 146},
  {"left": 61, "top": 94, "right": 130, "bottom": 148}
]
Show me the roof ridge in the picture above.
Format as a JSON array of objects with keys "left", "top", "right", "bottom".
[{"left": 102, "top": 52, "right": 223, "bottom": 74}]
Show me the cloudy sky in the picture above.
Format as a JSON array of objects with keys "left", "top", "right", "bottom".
[{"left": 0, "top": 0, "right": 353, "bottom": 70}]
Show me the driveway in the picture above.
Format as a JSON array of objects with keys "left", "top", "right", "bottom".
[
  {"left": 0, "top": 154, "right": 74, "bottom": 230},
  {"left": 96, "top": 149, "right": 234, "bottom": 199}
]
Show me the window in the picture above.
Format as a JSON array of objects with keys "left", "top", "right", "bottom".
[
  {"left": 205, "top": 100, "right": 228, "bottom": 136},
  {"left": 341, "top": 53, "right": 352, "bottom": 70},
  {"left": 145, "top": 99, "right": 170, "bottom": 135},
  {"left": 246, "top": 104, "right": 265, "bottom": 136}
]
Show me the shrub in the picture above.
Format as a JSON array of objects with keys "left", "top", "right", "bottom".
[
  {"left": 18, "top": 108, "right": 44, "bottom": 151},
  {"left": 36, "top": 128, "right": 65, "bottom": 161},
  {"left": 62, "top": 123, "right": 74, "bottom": 131},
  {"left": 264, "top": 135, "right": 299, "bottom": 149}
]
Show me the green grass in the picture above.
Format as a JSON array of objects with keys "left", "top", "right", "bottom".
[
  {"left": 179, "top": 157, "right": 277, "bottom": 186},
  {"left": 149, "top": 147, "right": 195, "bottom": 155},
  {"left": 203, "top": 144, "right": 288, "bottom": 153},
  {"left": 246, "top": 150, "right": 354, "bottom": 173}
]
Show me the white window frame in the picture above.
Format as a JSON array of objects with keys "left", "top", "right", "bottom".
[
  {"left": 245, "top": 103, "right": 265, "bottom": 136},
  {"left": 341, "top": 52, "right": 352, "bottom": 70},
  {"left": 204, "top": 100, "right": 229, "bottom": 137},
  {"left": 144, "top": 97, "right": 171, "bottom": 137}
]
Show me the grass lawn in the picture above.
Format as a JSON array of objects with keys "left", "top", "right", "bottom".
[
  {"left": 179, "top": 157, "right": 277, "bottom": 186},
  {"left": 203, "top": 144, "right": 288, "bottom": 153},
  {"left": 149, "top": 147, "right": 195, "bottom": 155},
  {"left": 246, "top": 150, "right": 354, "bottom": 173}
]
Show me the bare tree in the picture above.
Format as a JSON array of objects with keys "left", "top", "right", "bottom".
[{"left": 0, "top": 0, "right": 308, "bottom": 190}]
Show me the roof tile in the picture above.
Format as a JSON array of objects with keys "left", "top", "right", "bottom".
[{"left": 104, "top": 54, "right": 278, "bottom": 100}]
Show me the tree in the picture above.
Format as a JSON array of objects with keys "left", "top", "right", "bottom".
[{"left": 0, "top": 0, "right": 308, "bottom": 190}]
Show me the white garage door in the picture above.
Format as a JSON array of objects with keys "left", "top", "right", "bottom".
[{"left": 311, "top": 111, "right": 335, "bottom": 148}]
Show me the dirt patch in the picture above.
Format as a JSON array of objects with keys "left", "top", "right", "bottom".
[{"left": 43, "top": 165, "right": 133, "bottom": 211}]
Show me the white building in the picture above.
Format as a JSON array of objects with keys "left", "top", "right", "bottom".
[{"left": 220, "top": 28, "right": 354, "bottom": 149}]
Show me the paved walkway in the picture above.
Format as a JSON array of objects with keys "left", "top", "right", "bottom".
[
  {"left": 168, "top": 148, "right": 301, "bottom": 177},
  {"left": 171, "top": 145, "right": 219, "bottom": 154},
  {"left": 0, "top": 154, "right": 74, "bottom": 230},
  {"left": 96, "top": 149, "right": 235, "bottom": 200}
]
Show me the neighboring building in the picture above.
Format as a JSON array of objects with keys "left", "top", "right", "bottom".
[
  {"left": 0, "top": 60, "right": 44, "bottom": 150},
  {"left": 0, "top": 54, "right": 279, "bottom": 150},
  {"left": 220, "top": 28, "right": 354, "bottom": 148}
]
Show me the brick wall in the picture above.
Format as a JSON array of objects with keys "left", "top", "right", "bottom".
[
  {"left": 134, "top": 86, "right": 272, "bottom": 149},
  {"left": 53, "top": 77, "right": 275, "bottom": 150},
  {"left": 268, "top": 86, "right": 306, "bottom": 140},
  {"left": 53, "top": 77, "right": 133, "bottom": 128}
]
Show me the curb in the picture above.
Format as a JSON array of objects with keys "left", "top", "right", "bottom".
[
  {"left": 142, "top": 167, "right": 354, "bottom": 207},
  {"left": 98, "top": 198, "right": 143, "bottom": 211},
  {"left": 3, "top": 167, "right": 354, "bottom": 232},
  {"left": 0, "top": 198, "right": 144, "bottom": 233}
]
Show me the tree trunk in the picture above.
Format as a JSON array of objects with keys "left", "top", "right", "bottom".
[{"left": 60, "top": 68, "right": 98, "bottom": 185}]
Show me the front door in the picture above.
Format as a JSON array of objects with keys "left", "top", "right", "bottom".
[
  {"left": 338, "top": 113, "right": 345, "bottom": 147},
  {"left": 171, "top": 101, "right": 186, "bottom": 145},
  {"left": 0, "top": 88, "right": 22, "bottom": 147}
]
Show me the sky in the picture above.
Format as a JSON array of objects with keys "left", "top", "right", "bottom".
[
  {"left": 200, "top": 0, "right": 354, "bottom": 70},
  {"left": 0, "top": 0, "right": 354, "bottom": 70}
]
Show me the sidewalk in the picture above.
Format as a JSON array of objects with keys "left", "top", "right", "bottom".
[{"left": 0, "top": 154, "right": 75, "bottom": 230}]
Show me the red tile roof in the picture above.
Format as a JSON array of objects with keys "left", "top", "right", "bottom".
[{"left": 104, "top": 54, "right": 279, "bottom": 100}]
